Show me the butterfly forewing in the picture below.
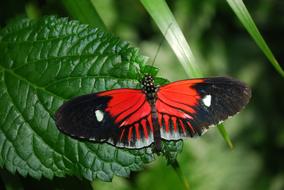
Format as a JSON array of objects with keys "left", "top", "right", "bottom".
[
  {"left": 55, "top": 89, "right": 154, "bottom": 148},
  {"left": 156, "top": 77, "right": 251, "bottom": 140}
]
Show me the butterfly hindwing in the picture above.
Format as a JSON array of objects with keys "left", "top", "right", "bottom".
[
  {"left": 156, "top": 77, "right": 251, "bottom": 140},
  {"left": 55, "top": 89, "right": 154, "bottom": 148}
]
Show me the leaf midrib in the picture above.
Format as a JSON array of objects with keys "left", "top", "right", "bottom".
[
  {"left": 0, "top": 63, "right": 142, "bottom": 170},
  {"left": 0, "top": 65, "right": 67, "bottom": 101}
]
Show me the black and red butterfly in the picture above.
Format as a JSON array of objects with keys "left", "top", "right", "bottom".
[{"left": 55, "top": 74, "right": 251, "bottom": 152}]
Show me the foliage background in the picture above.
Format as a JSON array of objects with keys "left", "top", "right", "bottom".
[{"left": 0, "top": 0, "right": 283, "bottom": 190}]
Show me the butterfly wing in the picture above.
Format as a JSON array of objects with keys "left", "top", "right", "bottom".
[
  {"left": 156, "top": 77, "right": 251, "bottom": 140},
  {"left": 55, "top": 89, "right": 154, "bottom": 148}
]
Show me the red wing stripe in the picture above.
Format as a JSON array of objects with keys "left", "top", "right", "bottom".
[
  {"left": 106, "top": 93, "right": 141, "bottom": 107},
  {"left": 141, "top": 119, "right": 148, "bottom": 139},
  {"left": 159, "top": 79, "right": 204, "bottom": 89},
  {"left": 187, "top": 121, "right": 195, "bottom": 134},
  {"left": 99, "top": 89, "right": 149, "bottom": 125},
  {"left": 120, "top": 101, "right": 151, "bottom": 126},
  {"left": 135, "top": 123, "right": 140, "bottom": 140},
  {"left": 119, "top": 128, "right": 125, "bottom": 141},
  {"left": 159, "top": 90, "right": 199, "bottom": 107},
  {"left": 128, "top": 127, "right": 133, "bottom": 142},
  {"left": 101, "top": 90, "right": 143, "bottom": 110},
  {"left": 158, "top": 92, "right": 197, "bottom": 114},
  {"left": 163, "top": 114, "right": 170, "bottom": 133},
  {"left": 156, "top": 99, "right": 193, "bottom": 120},
  {"left": 158, "top": 114, "right": 163, "bottom": 128},
  {"left": 160, "top": 89, "right": 199, "bottom": 96},
  {"left": 147, "top": 115, "right": 154, "bottom": 132},
  {"left": 179, "top": 119, "right": 186, "bottom": 134},
  {"left": 114, "top": 97, "right": 145, "bottom": 124},
  {"left": 172, "top": 117, "right": 177, "bottom": 132}
]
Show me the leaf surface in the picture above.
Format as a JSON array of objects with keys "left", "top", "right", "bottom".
[{"left": 0, "top": 16, "right": 167, "bottom": 181}]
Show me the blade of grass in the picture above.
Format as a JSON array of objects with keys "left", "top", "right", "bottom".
[
  {"left": 171, "top": 159, "right": 190, "bottom": 190},
  {"left": 217, "top": 124, "right": 234, "bottom": 149},
  {"left": 140, "top": 0, "right": 233, "bottom": 148},
  {"left": 227, "top": 0, "right": 284, "bottom": 77},
  {"left": 140, "top": 0, "right": 202, "bottom": 78},
  {"left": 61, "top": 0, "right": 106, "bottom": 30}
]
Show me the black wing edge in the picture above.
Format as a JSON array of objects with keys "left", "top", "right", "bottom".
[
  {"left": 55, "top": 93, "right": 155, "bottom": 149},
  {"left": 189, "top": 76, "right": 251, "bottom": 133},
  {"left": 55, "top": 93, "right": 121, "bottom": 143}
]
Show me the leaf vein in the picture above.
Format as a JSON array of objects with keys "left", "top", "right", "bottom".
[{"left": 3, "top": 71, "right": 73, "bottom": 167}]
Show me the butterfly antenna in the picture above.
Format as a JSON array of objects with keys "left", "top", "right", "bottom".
[{"left": 151, "top": 23, "right": 173, "bottom": 67}]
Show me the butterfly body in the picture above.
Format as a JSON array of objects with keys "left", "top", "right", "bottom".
[
  {"left": 141, "top": 75, "right": 162, "bottom": 151},
  {"left": 55, "top": 75, "right": 251, "bottom": 152}
]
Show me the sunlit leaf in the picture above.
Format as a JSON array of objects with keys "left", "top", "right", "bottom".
[{"left": 0, "top": 16, "right": 164, "bottom": 181}]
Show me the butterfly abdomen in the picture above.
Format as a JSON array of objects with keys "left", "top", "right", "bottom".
[{"left": 141, "top": 74, "right": 162, "bottom": 152}]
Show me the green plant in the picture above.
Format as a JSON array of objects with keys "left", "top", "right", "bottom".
[{"left": 0, "top": 0, "right": 283, "bottom": 190}]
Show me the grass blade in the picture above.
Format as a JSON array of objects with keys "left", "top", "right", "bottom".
[
  {"left": 171, "top": 160, "right": 190, "bottom": 190},
  {"left": 217, "top": 124, "right": 234, "bottom": 149},
  {"left": 227, "top": 0, "right": 284, "bottom": 77},
  {"left": 140, "top": 0, "right": 202, "bottom": 78},
  {"left": 61, "top": 0, "right": 106, "bottom": 29}
]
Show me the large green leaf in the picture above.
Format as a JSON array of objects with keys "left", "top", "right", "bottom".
[{"left": 0, "top": 16, "right": 181, "bottom": 181}]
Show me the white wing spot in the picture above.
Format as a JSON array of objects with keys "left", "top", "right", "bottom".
[
  {"left": 95, "top": 110, "right": 104, "bottom": 122},
  {"left": 202, "top": 95, "right": 212, "bottom": 107}
]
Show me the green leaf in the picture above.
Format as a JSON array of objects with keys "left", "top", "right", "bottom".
[
  {"left": 161, "top": 140, "right": 183, "bottom": 164},
  {"left": 227, "top": 0, "right": 284, "bottom": 77},
  {"left": 0, "top": 16, "right": 165, "bottom": 181}
]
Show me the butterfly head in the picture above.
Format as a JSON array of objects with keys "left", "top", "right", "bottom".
[{"left": 141, "top": 74, "right": 158, "bottom": 99}]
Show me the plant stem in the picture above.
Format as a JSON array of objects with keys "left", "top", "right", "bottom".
[
  {"left": 217, "top": 124, "right": 234, "bottom": 149},
  {"left": 171, "top": 159, "right": 190, "bottom": 190}
]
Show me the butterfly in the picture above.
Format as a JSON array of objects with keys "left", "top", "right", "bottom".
[{"left": 55, "top": 74, "right": 251, "bottom": 152}]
